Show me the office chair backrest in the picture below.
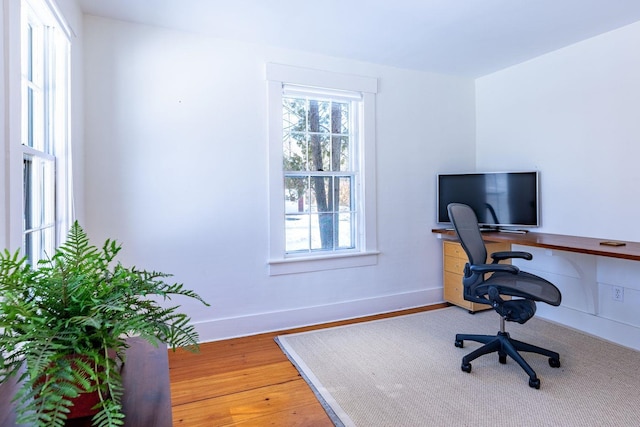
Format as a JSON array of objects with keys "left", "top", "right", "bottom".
[{"left": 447, "top": 203, "right": 487, "bottom": 267}]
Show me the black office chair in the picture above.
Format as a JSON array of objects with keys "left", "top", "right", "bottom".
[{"left": 447, "top": 203, "right": 562, "bottom": 389}]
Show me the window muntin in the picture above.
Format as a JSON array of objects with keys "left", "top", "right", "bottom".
[{"left": 282, "top": 91, "right": 360, "bottom": 254}]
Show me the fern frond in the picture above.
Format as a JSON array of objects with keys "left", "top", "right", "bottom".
[
  {"left": 92, "top": 398, "right": 125, "bottom": 427},
  {"left": 1, "top": 221, "right": 209, "bottom": 425}
]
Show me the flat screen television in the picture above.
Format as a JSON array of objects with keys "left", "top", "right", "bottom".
[{"left": 437, "top": 171, "right": 540, "bottom": 229}]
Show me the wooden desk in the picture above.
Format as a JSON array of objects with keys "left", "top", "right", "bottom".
[
  {"left": 0, "top": 337, "right": 172, "bottom": 427},
  {"left": 432, "top": 228, "right": 640, "bottom": 261},
  {"left": 434, "top": 228, "right": 640, "bottom": 350}
]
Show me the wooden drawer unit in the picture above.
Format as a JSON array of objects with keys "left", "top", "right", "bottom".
[{"left": 442, "top": 240, "right": 511, "bottom": 312}]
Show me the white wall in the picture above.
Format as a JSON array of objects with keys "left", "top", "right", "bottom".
[
  {"left": 82, "top": 16, "right": 476, "bottom": 342},
  {"left": 476, "top": 21, "right": 640, "bottom": 349},
  {"left": 476, "top": 21, "right": 640, "bottom": 242}
]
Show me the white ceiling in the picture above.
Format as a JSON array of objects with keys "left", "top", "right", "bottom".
[{"left": 78, "top": 0, "right": 640, "bottom": 77}]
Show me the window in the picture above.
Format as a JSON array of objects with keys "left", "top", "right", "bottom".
[
  {"left": 20, "top": 0, "right": 72, "bottom": 264},
  {"left": 267, "top": 64, "right": 378, "bottom": 275},
  {"left": 283, "top": 87, "right": 359, "bottom": 253}
]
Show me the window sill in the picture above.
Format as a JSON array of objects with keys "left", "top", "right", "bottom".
[{"left": 268, "top": 251, "right": 380, "bottom": 276}]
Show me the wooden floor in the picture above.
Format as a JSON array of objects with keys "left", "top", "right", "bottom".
[{"left": 168, "top": 304, "right": 447, "bottom": 426}]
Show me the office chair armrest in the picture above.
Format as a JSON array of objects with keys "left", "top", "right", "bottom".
[
  {"left": 491, "top": 251, "right": 533, "bottom": 262},
  {"left": 469, "top": 263, "right": 520, "bottom": 275}
]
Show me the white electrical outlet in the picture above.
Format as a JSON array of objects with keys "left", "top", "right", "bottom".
[{"left": 612, "top": 286, "right": 624, "bottom": 302}]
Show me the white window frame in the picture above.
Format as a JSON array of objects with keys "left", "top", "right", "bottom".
[
  {"left": 5, "top": 0, "right": 73, "bottom": 260},
  {"left": 266, "top": 64, "right": 379, "bottom": 275}
]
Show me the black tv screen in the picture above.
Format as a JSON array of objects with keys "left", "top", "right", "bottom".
[{"left": 437, "top": 171, "right": 540, "bottom": 228}]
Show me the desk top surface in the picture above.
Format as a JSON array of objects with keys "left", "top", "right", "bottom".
[{"left": 432, "top": 228, "right": 640, "bottom": 262}]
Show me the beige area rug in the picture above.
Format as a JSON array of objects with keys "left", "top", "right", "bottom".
[{"left": 276, "top": 307, "right": 640, "bottom": 426}]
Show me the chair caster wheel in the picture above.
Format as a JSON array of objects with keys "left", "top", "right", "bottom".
[
  {"left": 461, "top": 363, "right": 472, "bottom": 373},
  {"left": 499, "top": 354, "right": 507, "bottom": 364},
  {"left": 529, "top": 378, "right": 540, "bottom": 389},
  {"left": 549, "top": 357, "right": 561, "bottom": 368},
  {"left": 455, "top": 340, "right": 464, "bottom": 348}
]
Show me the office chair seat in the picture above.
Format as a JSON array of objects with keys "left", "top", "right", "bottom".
[
  {"left": 447, "top": 203, "right": 562, "bottom": 389},
  {"left": 495, "top": 297, "right": 536, "bottom": 324}
]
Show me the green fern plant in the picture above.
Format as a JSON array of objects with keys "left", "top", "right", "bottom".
[{"left": 0, "top": 221, "right": 209, "bottom": 426}]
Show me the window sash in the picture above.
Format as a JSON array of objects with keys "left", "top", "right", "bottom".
[
  {"left": 282, "top": 89, "right": 360, "bottom": 255},
  {"left": 23, "top": 153, "right": 56, "bottom": 262},
  {"left": 284, "top": 172, "right": 357, "bottom": 254},
  {"left": 19, "top": 0, "right": 72, "bottom": 264}
]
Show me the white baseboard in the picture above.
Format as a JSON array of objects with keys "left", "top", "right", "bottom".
[
  {"left": 191, "top": 290, "right": 640, "bottom": 351},
  {"left": 193, "top": 288, "right": 443, "bottom": 343},
  {"left": 536, "top": 304, "right": 640, "bottom": 351}
]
